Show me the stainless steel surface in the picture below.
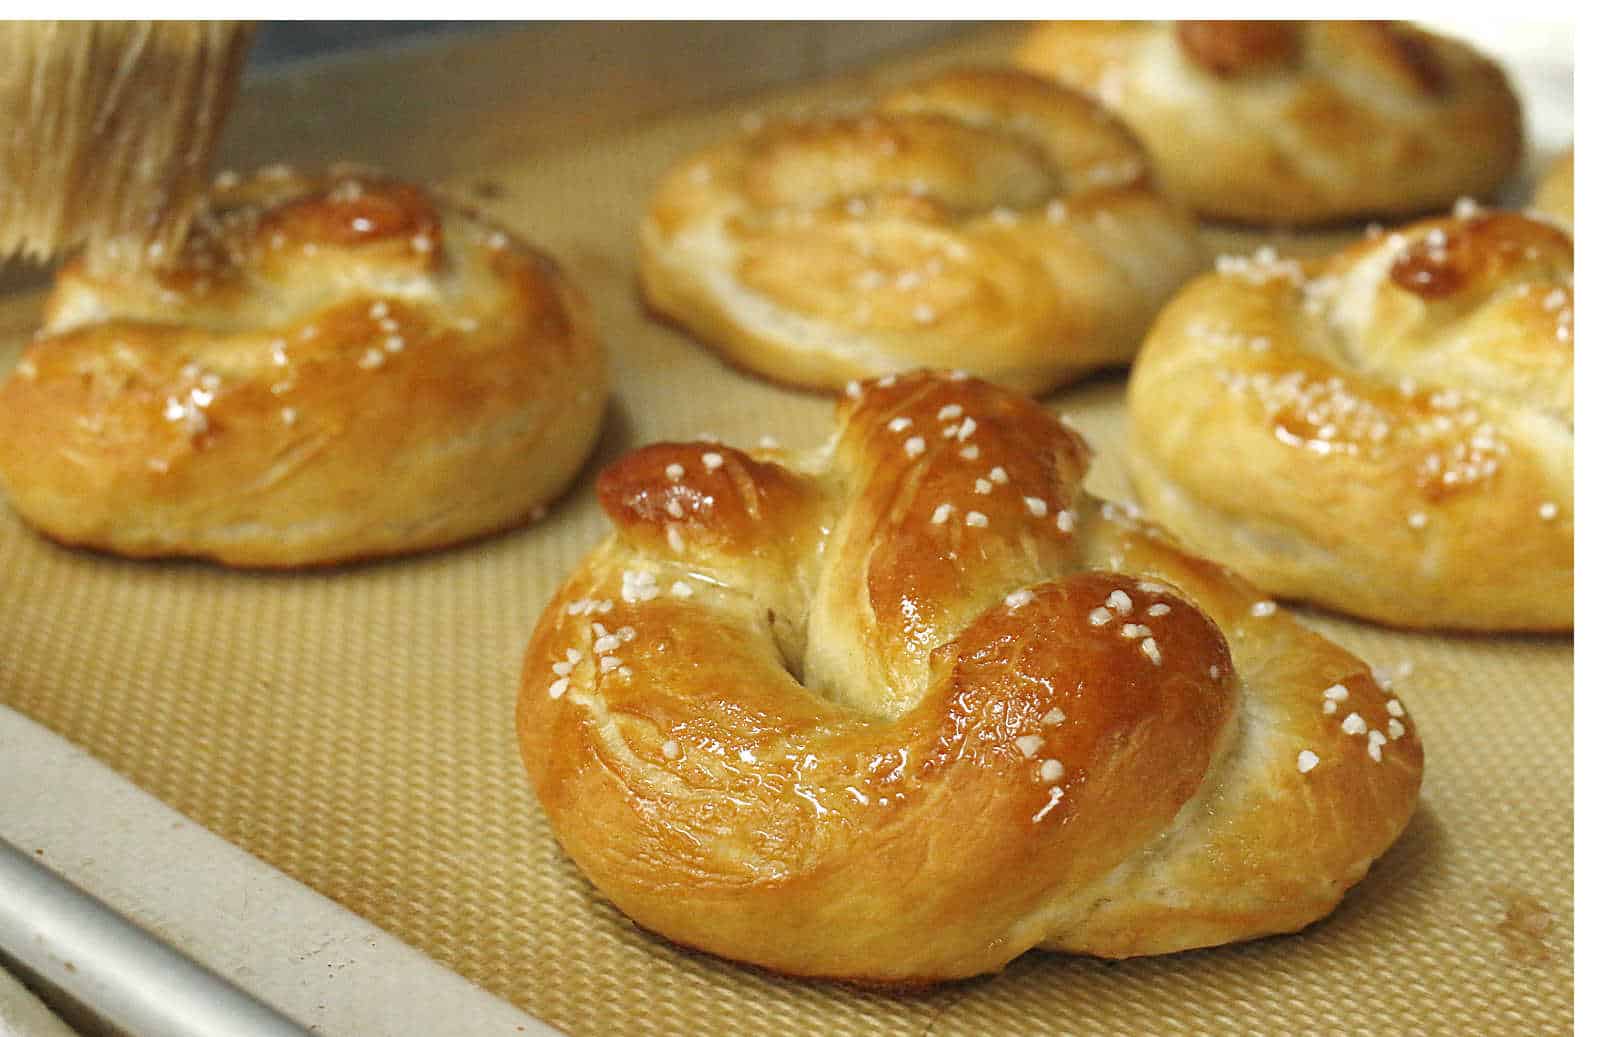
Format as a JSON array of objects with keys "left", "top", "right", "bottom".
[
  {"left": 0, "top": 705, "right": 557, "bottom": 1037},
  {"left": 0, "top": 838, "right": 310, "bottom": 1037}
]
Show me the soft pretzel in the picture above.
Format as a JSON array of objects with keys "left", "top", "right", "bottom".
[
  {"left": 1126, "top": 211, "right": 1572, "bottom": 630},
  {"left": 1532, "top": 148, "right": 1574, "bottom": 229},
  {"left": 0, "top": 165, "right": 606, "bottom": 567},
  {"left": 516, "top": 370, "right": 1422, "bottom": 983},
  {"left": 1016, "top": 21, "right": 1524, "bottom": 226},
  {"left": 639, "top": 68, "right": 1206, "bottom": 394}
]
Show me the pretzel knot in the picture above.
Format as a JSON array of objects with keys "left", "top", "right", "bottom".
[
  {"left": 640, "top": 68, "right": 1205, "bottom": 394},
  {"left": 518, "top": 371, "right": 1421, "bottom": 983},
  {"left": 1128, "top": 211, "right": 1573, "bottom": 630},
  {"left": 0, "top": 165, "right": 606, "bottom": 566},
  {"left": 1015, "top": 21, "right": 1523, "bottom": 225}
]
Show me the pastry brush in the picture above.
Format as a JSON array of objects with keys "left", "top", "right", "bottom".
[{"left": 0, "top": 21, "right": 252, "bottom": 269}]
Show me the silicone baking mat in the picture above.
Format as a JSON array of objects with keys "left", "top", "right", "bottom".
[{"left": 0, "top": 24, "right": 1572, "bottom": 1036}]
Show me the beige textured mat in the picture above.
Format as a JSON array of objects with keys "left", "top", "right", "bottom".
[{"left": 0, "top": 25, "right": 1572, "bottom": 1037}]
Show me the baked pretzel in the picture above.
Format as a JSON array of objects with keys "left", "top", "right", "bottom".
[
  {"left": 517, "top": 371, "right": 1422, "bottom": 983},
  {"left": 1127, "top": 210, "right": 1572, "bottom": 630},
  {"left": 0, "top": 165, "right": 606, "bottom": 567},
  {"left": 1016, "top": 21, "right": 1523, "bottom": 226},
  {"left": 639, "top": 68, "right": 1206, "bottom": 394}
]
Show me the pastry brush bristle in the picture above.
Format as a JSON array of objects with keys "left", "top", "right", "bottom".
[{"left": 0, "top": 21, "right": 252, "bottom": 269}]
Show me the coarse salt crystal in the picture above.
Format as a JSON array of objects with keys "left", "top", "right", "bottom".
[{"left": 621, "top": 570, "right": 660, "bottom": 604}]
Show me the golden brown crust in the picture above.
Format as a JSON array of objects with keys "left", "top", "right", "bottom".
[
  {"left": 1126, "top": 212, "right": 1572, "bottom": 630},
  {"left": 0, "top": 166, "right": 607, "bottom": 567},
  {"left": 1016, "top": 21, "right": 1524, "bottom": 225},
  {"left": 638, "top": 68, "right": 1206, "bottom": 394},
  {"left": 517, "top": 371, "right": 1423, "bottom": 983}
]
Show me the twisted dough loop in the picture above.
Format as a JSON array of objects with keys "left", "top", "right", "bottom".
[
  {"left": 1016, "top": 21, "right": 1523, "bottom": 225},
  {"left": 0, "top": 166, "right": 606, "bottom": 567},
  {"left": 518, "top": 372, "right": 1421, "bottom": 983},
  {"left": 1127, "top": 212, "right": 1573, "bottom": 629},
  {"left": 640, "top": 68, "right": 1205, "bottom": 394}
]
